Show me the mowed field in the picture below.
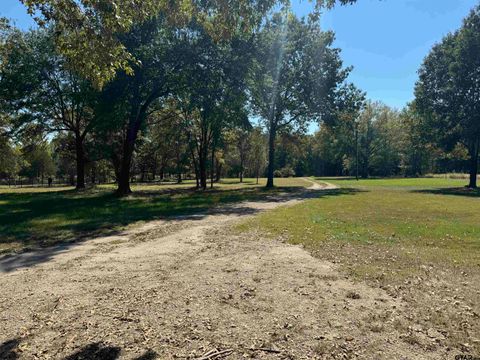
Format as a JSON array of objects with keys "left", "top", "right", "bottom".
[
  {"left": 239, "top": 177, "right": 480, "bottom": 353},
  {"left": 0, "top": 178, "right": 309, "bottom": 254}
]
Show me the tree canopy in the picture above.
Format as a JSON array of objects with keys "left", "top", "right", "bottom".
[{"left": 21, "top": 0, "right": 357, "bottom": 87}]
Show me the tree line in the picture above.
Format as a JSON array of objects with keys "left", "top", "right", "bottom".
[{"left": 0, "top": 0, "right": 479, "bottom": 192}]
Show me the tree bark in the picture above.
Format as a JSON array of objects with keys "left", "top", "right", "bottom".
[
  {"left": 116, "top": 125, "right": 137, "bottom": 196},
  {"left": 468, "top": 139, "right": 479, "bottom": 188},
  {"left": 266, "top": 123, "right": 277, "bottom": 188},
  {"left": 190, "top": 146, "right": 200, "bottom": 189},
  {"left": 199, "top": 161, "right": 207, "bottom": 189},
  {"left": 239, "top": 154, "right": 244, "bottom": 183},
  {"left": 75, "top": 133, "right": 86, "bottom": 190},
  {"left": 215, "top": 159, "right": 222, "bottom": 183},
  {"left": 176, "top": 150, "right": 182, "bottom": 183},
  {"left": 199, "top": 148, "right": 207, "bottom": 190},
  {"left": 115, "top": 85, "right": 168, "bottom": 196},
  {"left": 210, "top": 145, "right": 215, "bottom": 189}
]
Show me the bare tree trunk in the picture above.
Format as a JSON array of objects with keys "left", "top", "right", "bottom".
[
  {"left": 468, "top": 139, "right": 479, "bottom": 188},
  {"left": 199, "top": 144, "right": 208, "bottom": 190},
  {"left": 116, "top": 124, "right": 137, "bottom": 196},
  {"left": 176, "top": 150, "right": 182, "bottom": 183},
  {"left": 190, "top": 148, "right": 200, "bottom": 189},
  {"left": 215, "top": 158, "right": 222, "bottom": 182},
  {"left": 239, "top": 154, "right": 244, "bottom": 183},
  {"left": 266, "top": 123, "right": 276, "bottom": 188},
  {"left": 210, "top": 145, "right": 215, "bottom": 189},
  {"left": 75, "top": 133, "right": 86, "bottom": 190}
]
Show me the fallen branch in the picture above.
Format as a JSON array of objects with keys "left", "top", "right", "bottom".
[
  {"left": 250, "top": 347, "right": 281, "bottom": 354},
  {"left": 197, "top": 348, "right": 234, "bottom": 360}
]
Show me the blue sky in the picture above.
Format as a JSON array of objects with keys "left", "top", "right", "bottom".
[
  {"left": 295, "top": 0, "right": 479, "bottom": 109},
  {"left": 1, "top": 0, "right": 478, "bottom": 110}
]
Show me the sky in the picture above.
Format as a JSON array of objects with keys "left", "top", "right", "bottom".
[
  {"left": 294, "top": 0, "right": 479, "bottom": 109},
  {"left": 0, "top": 0, "right": 479, "bottom": 110}
]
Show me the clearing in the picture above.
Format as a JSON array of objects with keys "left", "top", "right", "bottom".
[{"left": 0, "top": 178, "right": 478, "bottom": 359}]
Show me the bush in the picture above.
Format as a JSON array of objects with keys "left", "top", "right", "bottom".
[{"left": 274, "top": 166, "right": 296, "bottom": 178}]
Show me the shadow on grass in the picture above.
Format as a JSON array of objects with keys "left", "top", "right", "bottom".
[
  {"left": 0, "top": 339, "right": 157, "bottom": 360},
  {"left": 412, "top": 187, "right": 480, "bottom": 198},
  {"left": 0, "top": 186, "right": 358, "bottom": 272}
]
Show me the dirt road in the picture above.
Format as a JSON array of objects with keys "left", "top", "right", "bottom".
[{"left": 0, "top": 180, "right": 448, "bottom": 359}]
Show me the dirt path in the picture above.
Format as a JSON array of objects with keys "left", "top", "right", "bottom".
[{"left": 0, "top": 180, "right": 447, "bottom": 359}]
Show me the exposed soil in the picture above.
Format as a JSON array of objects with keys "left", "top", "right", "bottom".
[{"left": 0, "top": 180, "right": 460, "bottom": 359}]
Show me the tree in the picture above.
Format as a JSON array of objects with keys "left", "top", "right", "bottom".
[
  {"left": 20, "top": 141, "right": 55, "bottom": 184},
  {"left": 398, "top": 104, "right": 435, "bottom": 177},
  {"left": 224, "top": 127, "right": 252, "bottom": 183},
  {"left": 94, "top": 17, "right": 184, "bottom": 195},
  {"left": 354, "top": 102, "right": 401, "bottom": 178},
  {"left": 246, "top": 127, "right": 267, "bottom": 184},
  {"left": 251, "top": 13, "right": 353, "bottom": 187},
  {"left": 135, "top": 107, "right": 190, "bottom": 183},
  {"left": 415, "top": 5, "right": 480, "bottom": 188},
  {"left": 175, "top": 25, "right": 252, "bottom": 190},
  {"left": 0, "top": 116, "right": 20, "bottom": 182},
  {"left": 0, "top": 27, "right": 97, "bottom": 189}
]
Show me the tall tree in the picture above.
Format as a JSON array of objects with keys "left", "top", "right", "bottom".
[
  {"left": 0, "top": 115, "right": 20, "bottom": 182},
  {"left": 20, "top": 140, "right": 55, "bottom": 184},
  {"left": 247, "top": 127, "right": 267, "bottom": 184},
  {"left": 251, "top": 13, "right": 353, "bottom": 187},
  {"left": 398, "top": 104, "right": 435, "bottom": 177},
  {"left": 225, "top": 127, "right": 252, "bottom": 183},
  {"left": 95, "top": 17, "right": 184, "bottom": 195},
  {"left": 0, "top": 27, "right": 97, "bottom": 189},
  {"left": 176, "top": 25, "right": 252, "bottom": 190},
  {"left": 415, "top": 5, "right": 480, "bottom": 188}
]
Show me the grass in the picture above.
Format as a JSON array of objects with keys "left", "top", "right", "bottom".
[
  {"left": 0, "top": 177, "right": 309, "bottom": 254},
  {"left": 318, "top": 176, "right": 470, "bottom": 188},
  {"left": 240, "top": 177, "right": 479, "bottom": 274}
]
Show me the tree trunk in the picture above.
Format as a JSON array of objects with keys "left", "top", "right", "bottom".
[
  {"left": 176, "top": 151, "right": 182, "bottom": 184},
  {"left": 266, "top": 123, "right": 277, "bottom": 188},
  {"left": 189, "top": 144, "right": 199, "bottom": 189},
  {"left": 198, "top": 144, "right": 208, "bottom": 190},
  {"left": 199, "top": 159, "right": 207, "bottom": 190},
  {"left": 239, "top": 155, "right": 244, "bottom": 183},
  {"left": 91, "top": 166, "right": 96, "bottom": 185},
  {"left": 75, "top": 134, "right": 86, "bottom": 190},
  {"left": 210, "top": 145, "right": 215, "bottom": 189},
  {"left": 116, "top": 127, "right": 136, "bottom": 196},
  {"left": 468, "top": 140, "right": 479, "bottom": 188},
  {"left": 215, "top": 159, "right": 222, "bottom": 182}
]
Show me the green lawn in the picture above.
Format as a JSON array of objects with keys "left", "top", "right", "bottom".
[
  {"left": 240, "top": 177, "right": 479, "bottom": 273},
  {"left": 0, "top": 177, "right": 308, "bottom": 254},
  {"left": 318, "top": 176, "right": 470, "bottom": 188}
]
